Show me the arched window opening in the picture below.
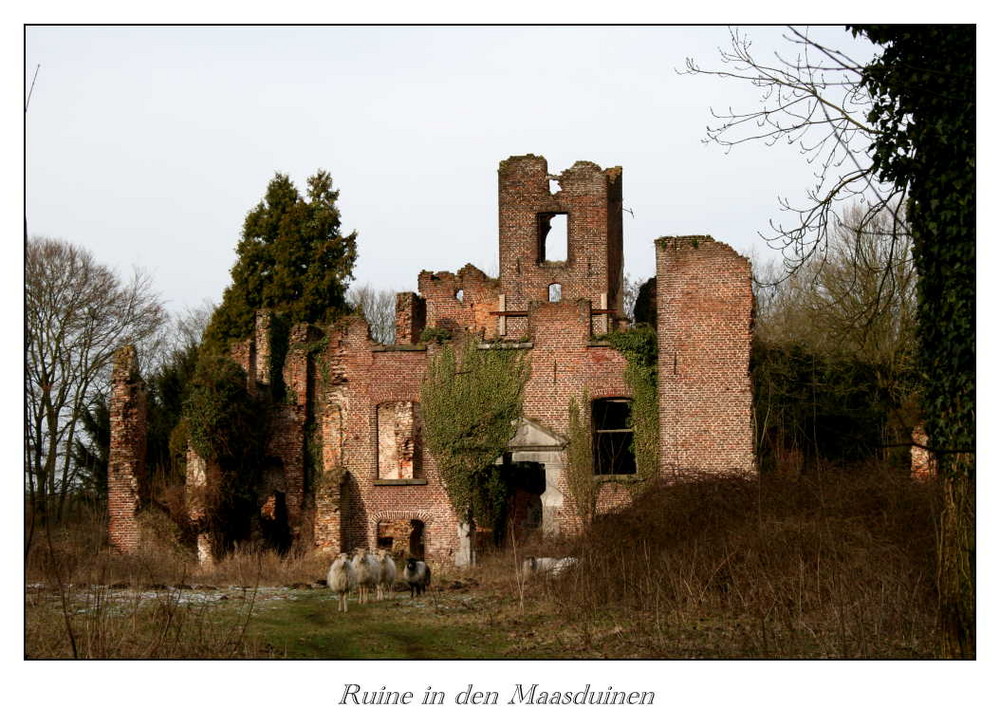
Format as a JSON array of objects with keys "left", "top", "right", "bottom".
[
  {"left": 455, "top": 289, "right": 464, "bottom": 302},
  {"left": 592, "top": 398, "right": 636, "bottom": 475}
]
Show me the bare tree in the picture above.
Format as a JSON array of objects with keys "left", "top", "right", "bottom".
[
  {"left": 621, "top": 273, "right": 640, "bottom": 324},
  {"left": 685, "top": 26, "right": 909, "bottom": 270},
  {"left": 758, "top": 204, "right": 915, "bottom": 373},
  {"left": 755, "top": 204, "right": 918, "bottom": 458},
  {"left": 142, "top": 298, "right": 217, "bottom": 374},
  {"left": 25, "top": 237, "right": 166, "bottom": 523},
  {"left": 347, "top": 284, "right": 396, "bottom": 345}
]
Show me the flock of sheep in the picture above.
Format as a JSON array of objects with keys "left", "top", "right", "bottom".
[
  {"left": 327, "top": 549, "right": 578, "bottom": 612},
  {"left": 326, "top": 548, "right": 431, "bottom": 612}
]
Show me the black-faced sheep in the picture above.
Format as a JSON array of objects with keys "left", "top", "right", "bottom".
[
  {"left": 327, "top": 553, "right": 357, "bottom": 613},
  {"left": 403, "top": 558, "right": 431, "bottom": 597},
  {"left": 352, "top": 548, "right": 381, "bottom": 604},
  {"left": 376, "top": 549, "right": 397, "bottom": 600}
]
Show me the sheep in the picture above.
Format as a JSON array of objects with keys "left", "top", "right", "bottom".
[
  {"left": 327, "top": 553, "right": 357, "bottom": 613},
  {"left": 351, "top": 548, "right": 381, "bottom": 604},
  {"left": 522, "top": 556, "right": 578, "bottom": 579},
  {"left": 402, "top": 558, "right": 431, "bottom": 597},
  {"left": 375, "top": 549, "right": 397, "bottom": 600}
]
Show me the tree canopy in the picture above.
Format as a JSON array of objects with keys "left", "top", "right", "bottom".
[
  {"left": 204, "top": 170, "right": 358, "bottom": 348},
  {"left": 25, "top": 237, "right": 166, "bottom": 524},
  {"left": 853, "top": 25, "right": 975, "bottom": 466},
  {"left": 853, "top": 24, "right": 975, "bottom": 658}
]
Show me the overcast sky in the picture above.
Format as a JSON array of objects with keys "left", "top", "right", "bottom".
[{"left": 25, "top": 25, "right": 883, "bottom": 317}]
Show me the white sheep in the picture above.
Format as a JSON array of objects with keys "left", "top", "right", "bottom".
[
  {"left": 376, "top": 549, "right": 397, "bottom": 600},
  {"left": 522, "top": 556, "right": 578, "bottom": 579},
  {"left": 327, "top": 553, "right": 357, "bottom": 613},
  {"left": 351, "top": 548, "right": 381, "bottom": 604}
]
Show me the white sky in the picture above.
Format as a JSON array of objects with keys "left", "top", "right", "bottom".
[
  {"left": 11, "top": 8, "right": 997, "bottom": 727},
  {"left": 25, "top": 24, "right": 882, "bottom": 316}
]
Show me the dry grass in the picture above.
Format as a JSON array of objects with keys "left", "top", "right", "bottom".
[
  {"left": 535, "top": 465, "right": 943, "bottom": 657},
  {"left": 25, "top": 463, "right": 949, "bottom": 658},
  {"left": 25, "top": 506, "right": 330, "bottom": 658}
]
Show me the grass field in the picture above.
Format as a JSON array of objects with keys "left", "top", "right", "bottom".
[{"left": 25, "top": 465, "right": 950, "bottom": 659}]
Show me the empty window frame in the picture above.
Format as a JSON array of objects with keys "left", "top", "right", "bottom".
[
  {"left": 376, "top": 401, "right": 419, "bottom": 479},
  {"left": 537, "top": 212, "right": 568, "bottom": 262},
  {"left": 548, "top": 283, "right": 562, "bottom": 302},
  {"left": 592, "top": 398, "right": 637, "bottom": 475}
]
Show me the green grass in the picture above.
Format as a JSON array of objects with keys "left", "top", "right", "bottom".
[{"left": 248, "top": 589, "right": 522, "bottom": 659}]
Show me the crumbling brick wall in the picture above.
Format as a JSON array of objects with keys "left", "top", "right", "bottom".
[
  {"left": 312, "top": 316, "right": 461, "bottom": 560},
  {"left": 911, "top": 425, "right": 937, "bottom": 480},
  {"left": 417, "top": 264, "right": 500, "bottom": 339},
  {"left": 497, "top": 155, "right": 624, "bottom": 330},
  {"left": 655, "top": 236, "right": 755, "bottom": 478},
  {"left": 107, "top": 345, "right": 148, "bottom": 553},
  {"left": 166, "top": 155, "right": 757, "bottom": 567},
  {"left": 518, "top": 301, "right": 633, "bottom": 535},
  {"left": 395, "top": 292, "right": 427, "bottom": 345}
]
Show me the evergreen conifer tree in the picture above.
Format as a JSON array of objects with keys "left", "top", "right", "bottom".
[{"left": 204, "top": 170, "right": 358, "bottom": 348}]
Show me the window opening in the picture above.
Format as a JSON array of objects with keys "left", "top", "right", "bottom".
[
  {"left": 409, "top": 519, "right": 425, "bottom": 559},
  {"left": 537, "top": 212, "right": 568, "bottom": 262},
  {"left": 455, "top": 289, "right": 464, "bottom": 302},
  {"left": 548, "top": 283, "right": 562, "bottom": 303},
  {"left": 593, "top": 398, "right": 637, "bottom": 475},
  {"left": 377, "top": 401, "right": 419, "bottom": 479}
]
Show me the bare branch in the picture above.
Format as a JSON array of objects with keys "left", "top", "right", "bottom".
[
  {"left": 683, "top": 26, "right": 903, "bottom": 264},
  {"left": 25, "top": 237, "right": 166, "bottom": 517}
]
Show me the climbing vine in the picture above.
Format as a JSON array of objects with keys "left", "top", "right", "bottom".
[
  {"left": 605, "top": 325, "right": 659, "bottom": 484},
  {"left": 182, "top": 352, "right": 268, "bottom": 550},
  {"left": 420, "top": 336, "right": 527, "bottom": 530},
  {"left": 855, "top": 25, "right": 975, "bottom": 657},
  {"left": 566, "top": 394, "right": 601, "bottom": 525}
]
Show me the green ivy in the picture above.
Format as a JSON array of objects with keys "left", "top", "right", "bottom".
[
  {"left": 566, "top": 395, "right": 601, "bottom": 525},
  {"left": 182, "top": 353, "right": 268, "bottom": 552},
  {"left": 421, "top": 336, "right": 527, "bottom": 529},
  {"left": 606, "top": 325, "right": 659, "bottom": 484},
  {"left": 419, "top": 326, "right": 453, "bottom": 345},
  {"left": 854, "top": 25, "right": 975, "bottom": 657}
]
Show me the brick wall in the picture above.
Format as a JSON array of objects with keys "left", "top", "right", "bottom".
[
  {"left": 911, "top": 425, "right": 937, "bottom": 480},
  {"left": 395, "top": 292, "right": 427, "bottom": 345},
  {"left": 313, "top": 316, "right": 461, "bottom": 562},
  {"left": 520, "top": 301, "right": 632, "bottom": 534},
  {"left": 107, "top": 345, "right": 148, "bottom": 553},
  {"left": 656, "top": 236, "right": 755, "bottom": 478},
  {"left": 418, "top": 264, "right": 500, "bottom": 339},
  {"left": 497, "top": 155, "right": 624, "bottom": 324}
]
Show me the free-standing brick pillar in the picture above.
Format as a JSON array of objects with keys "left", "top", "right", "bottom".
[
  {"left": 107, "top": 345, "right": 148, "bottom": 553},
  {"left": 656, "top": 236, "right": 755, "bottom": 478}
]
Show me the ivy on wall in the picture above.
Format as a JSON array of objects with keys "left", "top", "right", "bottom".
[
  {"left": 605, "top": 325, "right": 659, "bottom": 484},
  {"left": 566, "top": 394, "right": 601, "bottom": 525},
  {"left": 420, "top": 336, "right": 527, "bottom": 532}
]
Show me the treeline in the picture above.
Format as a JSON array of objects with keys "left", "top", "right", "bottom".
[
  {"left": 26, "top": 169, "right": 378, "bottom": 554},
  {"left": 752, "top": 204, "right": 918, "bottom": 471}
]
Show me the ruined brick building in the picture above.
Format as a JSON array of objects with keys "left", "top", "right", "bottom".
[{"left": 108, "top": 154, "right": 755, "bottom": 565}]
